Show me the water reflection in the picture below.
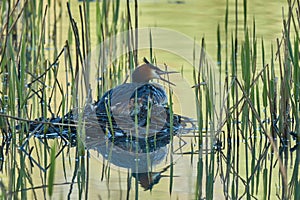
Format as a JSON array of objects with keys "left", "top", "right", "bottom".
[
  {"left": 86, "top": 126, "right": 169, "bottom": 173},
  {"left": 131, "top": 164, "right": 175, "bottom": 191},
  {"left": 16, "top": 111, "right": 194, "bottom": 194},
  {"left": 86, "top": 124, "right": 176, "bottom": 191}
]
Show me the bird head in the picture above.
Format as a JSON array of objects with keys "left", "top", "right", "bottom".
[{"left": 132, "top": 58, "right": 178, "bottom": 86}]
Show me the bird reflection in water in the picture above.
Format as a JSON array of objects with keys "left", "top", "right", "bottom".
[{"left": 132, "top": 164, "right": 177, "bottom": 191}]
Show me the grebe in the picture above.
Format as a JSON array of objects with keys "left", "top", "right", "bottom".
[{"left": 94, "top": 58, "right": 182, "bottom": 140}]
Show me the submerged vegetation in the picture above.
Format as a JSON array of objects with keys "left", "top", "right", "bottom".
[{"left": 0, "top": 0, "right": 299, "bottom": 199}]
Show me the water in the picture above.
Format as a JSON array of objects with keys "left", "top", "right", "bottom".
[{"left": 0, "top": 0, "right": 293, "bottom": 199}]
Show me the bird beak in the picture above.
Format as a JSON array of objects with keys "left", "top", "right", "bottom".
[
  {"left": 155, "top": 70, "right": 178, "bottom": 86},
  {"left": 191, "top": 82, "right": 207, "bottom": 88}
]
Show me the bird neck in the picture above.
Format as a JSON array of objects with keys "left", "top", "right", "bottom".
[{"left": 132, "top": 72, "right": 151, "bottom": 83}]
